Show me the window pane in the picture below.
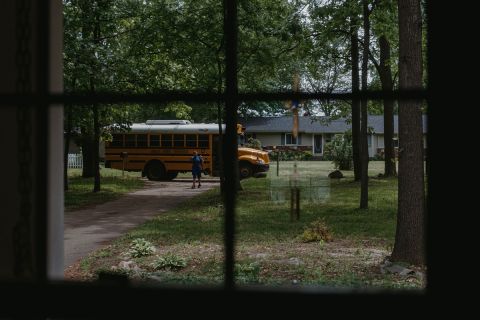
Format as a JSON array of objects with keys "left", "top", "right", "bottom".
[
  {"left": 125, "top": 134, "right": 135, "bottom": 147},
  {"left": 111, "top": 134, "right": 123, "bottom": 147},
  {"left": 137, "top": 134, "right": 148, "bottom": 147},
  {"left": 173, "top": 134, "right": 185, "bottom": 147},
  {"left": 150, "top": 134, "right": 160, "bottom": 147},
  {"left": 198, "top": 134, "right": 209, "bottom": 148},
  {"left": 161, "top": 134, "right": 172, "bottom": 147},
  {"left": 285, "top": 133, "right": 296, "bottom": 145},
  {"left": 186, "top": 134, "right": 197, "bottom": 148}
]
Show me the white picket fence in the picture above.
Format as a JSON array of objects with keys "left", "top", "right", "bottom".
[{"left": 68, "top": 153, "right": 83, "bottom": 168}]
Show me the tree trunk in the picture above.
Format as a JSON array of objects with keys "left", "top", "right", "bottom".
[
  {"left": 81, "top": 128, "right": 95, "bottom": 178},
  {"left": 350, "top": 17, "right": 361, "bottom": 182},
  {"left": 359, "top": 0, "right": 370, "bottom": 209},
  {"left": 92, "top": 3, "right": 101, "bottom": 193},
  {"left": 93, "top": 104, "right": 100, "bottom": 192},
  {"left": 217, "top": 58, "right": 226, "bottom": 195},
  {"left": 379, "top": 35, "right": 396, "bottom": 177},
  {"left": 391, "top": 0, "right": 425, "bottom": 266},
  {"left": 64, "top": 105, "right": 72, "bottom": 191}
]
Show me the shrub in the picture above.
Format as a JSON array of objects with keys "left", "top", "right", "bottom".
[
  {"left": 370, "top": 153, "right": 384, "bottom": 161},
  {"left": 322, "top": 132, "right": 353, "bottom": 170},
  {"left": 244, "top": 137, "right": 262, "bottom": 150},
  {"left": 300, "top": 219, "right": 333, "bottom": 243},
  {"left": 128, "top": 238, "right": 155, "bottom": 258},
  {"left": 152, "top": 253, "right": 187, "bottom": 271},
  {"left": 270, "top": 150, "right": 313, "bottom": 161},
  {"left": 302, "top": 150, "right": 313, "bottom": 160}
]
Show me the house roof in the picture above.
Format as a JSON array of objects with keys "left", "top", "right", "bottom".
[{"left": 241, "top": 115, "right": 427, "bottom": 134}]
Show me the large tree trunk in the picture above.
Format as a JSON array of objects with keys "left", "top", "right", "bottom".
[
  {"left": 92, "top": 3, "right": 101, "bottom": 193},
  {"left": 391, "top": 0, "right": 425, "bottom": 266},
  {"left": 350, "top": 17, "right": 361, "bottom": 182},
  {"left": 359, "top": 0, "right": 370, "bottom": 209},
  {"left": 379, "top": 35, "right": 396, "bottom": 177}
]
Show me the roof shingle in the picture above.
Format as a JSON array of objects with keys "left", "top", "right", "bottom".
[{"left": 241, "top": 115, "right": 427, "bottom": 134}]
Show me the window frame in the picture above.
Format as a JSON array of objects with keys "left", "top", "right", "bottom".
[
  {"left": 285, "top": 133, "right": 297, "bottom": 145},
  {"left": 0, "top": 0, "right": 434, "bottom": 304}
]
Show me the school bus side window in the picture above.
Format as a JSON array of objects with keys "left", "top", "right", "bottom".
[
  {"left": 174, "top": 134, "right": 185, "bottom": 147},
  {"left": 111, "top": 134, "right": 124, "bottom": 147},
  {"left": 199, "top": 134, "right": 209, "bottom": 148},
  {"left": 186, "top": 134, "right": 197, "bottom": 147},
  {"left": 150, "top": 134, "right": 160, "bottom": 147},
  {"left": 137, "top": 134, "right": 147, "bottom": 147},
  {"left": 125, "top": 134, "right": 136, "bottom": 147},
  {"left": 162, "top": 134, "right": 172, "bottom": 147}
]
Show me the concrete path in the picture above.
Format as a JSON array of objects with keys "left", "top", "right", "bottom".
[{"left": 64, "top": 180, "right": 217, "bottom": 268}]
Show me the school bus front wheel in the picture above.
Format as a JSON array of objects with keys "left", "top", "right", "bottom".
[{"left": 239, "top": 162, "right": 253, "bottom": 179}]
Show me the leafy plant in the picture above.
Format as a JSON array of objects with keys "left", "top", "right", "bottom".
[
  {"left": 322, "top": 131, "right": 353, "bottom": 170},
  {"left": 152, "top": 253, "right": 187, "bottom": 271},
  {"left": 300, "top": 219, "right": 333, "bottom": 243},
  {"left": 128, "top": 238, "right": 155, "bottom": 258},
  {"left": 235, "top": 262, "right": 260, "bottom": 283},
  {"left": 270, "top": 150, "right": 313, "bottom": 161},
  {"left": 244, "top": 137, "right": 263, "bottom": 150}
]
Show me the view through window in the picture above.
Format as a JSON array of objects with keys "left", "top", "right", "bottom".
[{"left": 61, "top": 0, "right": 428, "bottom": 292}]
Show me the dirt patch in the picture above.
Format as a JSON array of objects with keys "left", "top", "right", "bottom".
[{"left": 65, "top": 238, "right": 425, "bottom": 289}]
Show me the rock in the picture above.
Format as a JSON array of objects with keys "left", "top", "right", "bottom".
[
  {"left": 382, "top": 263, "right": 414, "bottom": 276},
  {"left": 288, "top": 257, "right": 303, "bottom": 266},
  {"left": 328, "top": 170, "right": 344, "bottom": 179},
  {"left": 118, "top": 260, "right": 138, "bottom": 271},
  {"left": 249, "top": 253, "right": 269, "bottom": 259}
]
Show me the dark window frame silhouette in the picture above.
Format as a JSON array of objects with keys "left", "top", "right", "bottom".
[{"left": 1, "top": 0, "right": 432, "bottom": 299}]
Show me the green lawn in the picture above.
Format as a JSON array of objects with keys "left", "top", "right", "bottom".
[
  {"left": 70, "top": 161, "right": 425, "bottom": 290},
  {"left": 65, "top": 166, "right": 145, "bottom": 211}
]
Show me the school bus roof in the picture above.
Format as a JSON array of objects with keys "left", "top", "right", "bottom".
[{"left": 127, "top": 123, "right": 227, "bottom": 134}]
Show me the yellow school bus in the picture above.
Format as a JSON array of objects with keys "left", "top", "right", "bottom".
[{"left": 104, "top": 120, "right": 270, "bottom": 180}]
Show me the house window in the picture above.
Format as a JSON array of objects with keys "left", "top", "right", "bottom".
[
  {"left": 393, "top": 138, "right": 399, "bottom": 148},
  {"left": 285, "top": 133, "right": 297, "bottom": 145},
  {"left": 368, "top": 135, "right": 372, "bottom": 147}
]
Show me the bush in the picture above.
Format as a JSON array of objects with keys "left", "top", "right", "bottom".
[
  {"left": 270, "top": 150, "right": 313, "bottom": 161},
  {"left": 128, "top": 238, "right": 155, "bottom": 258},
  {"left": 152, "top": 253, "right": 187, "bottom": 271},
  {"left": 370, "top": 153, "right": 384, "bottom": 161},
  {"left": 322, "top": 132, "right": 353, "bottom": 170},
  {"left": 244, "top": 137, "right": 262, "bottom": 150},
  {"left": 300, "top": 219, "right": 333, "bottom": 243}
]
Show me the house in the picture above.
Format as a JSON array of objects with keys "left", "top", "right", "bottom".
[{"left": 241, "top": 115, "right": 428, "bottom": 158}]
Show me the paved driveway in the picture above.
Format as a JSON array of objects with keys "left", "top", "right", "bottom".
[{"left": 64, "top": 180, "right": 217, "bottom": 268}]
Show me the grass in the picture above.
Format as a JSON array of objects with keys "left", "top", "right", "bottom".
[
  {"left": 65, "top": 166, "right": 145, "bottom": 211},
  {"left": 68, "top": 161, "right": 425, "bottom": 290}
]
